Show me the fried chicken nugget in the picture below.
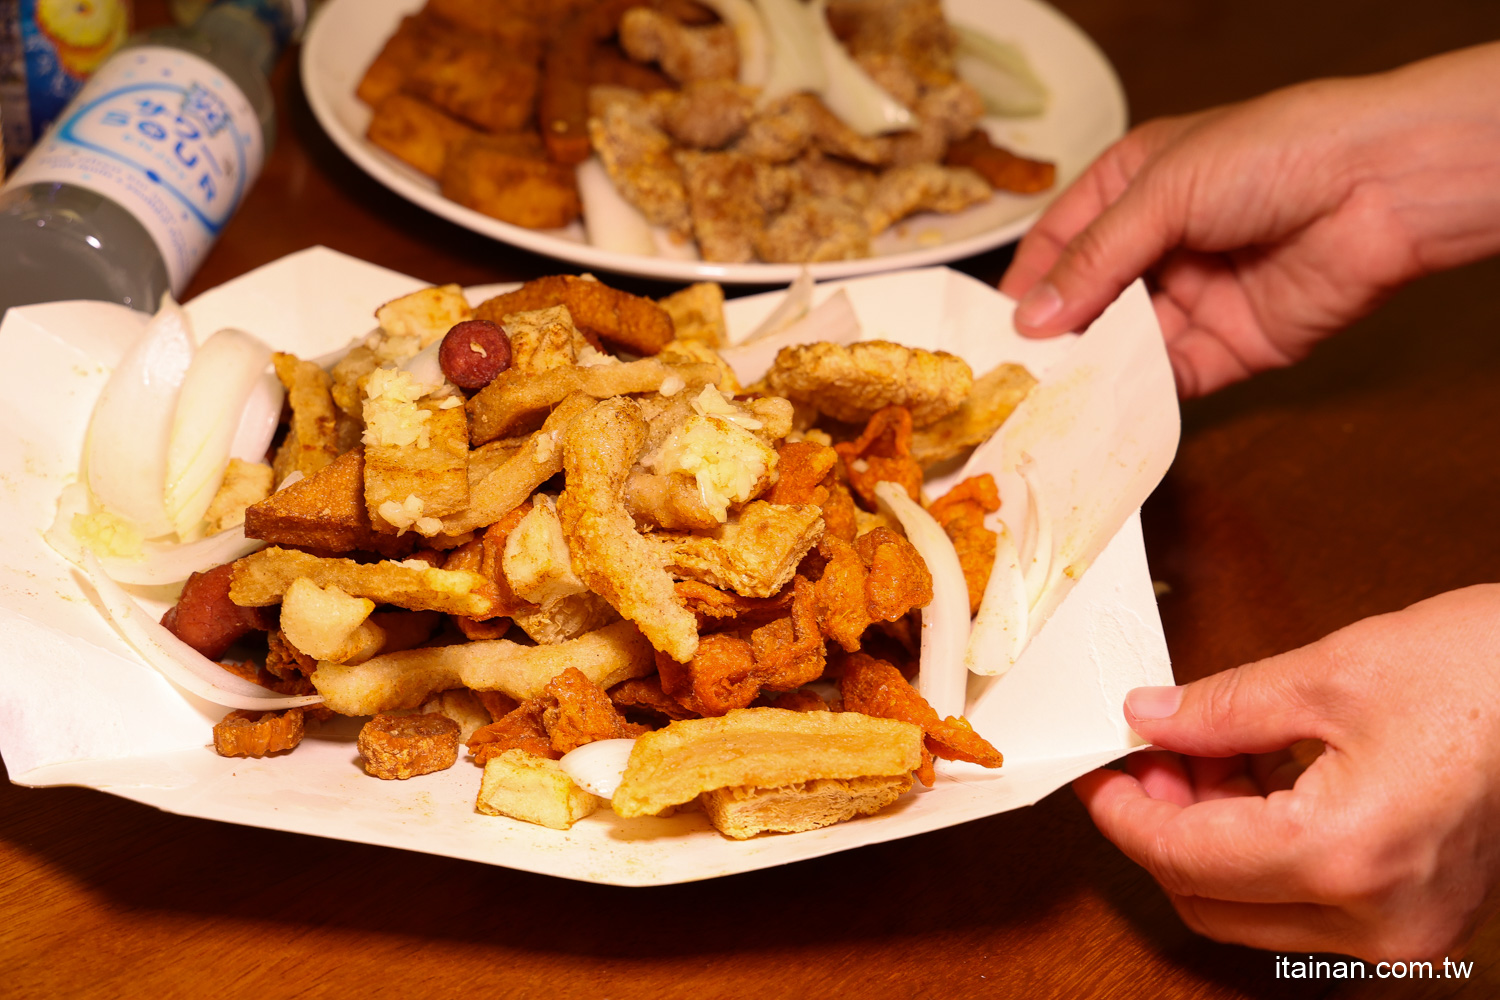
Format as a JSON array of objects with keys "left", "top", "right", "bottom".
[
  {"left": 557, "top": 397, "right": 700, "bottom": 663},
  {"left": 765, "top": 341, "right": 973, "bottom": 427},
  {"left": 927, "top": 475, "right": 1000, "bottom": 615},
  {"left": 475, "top": 276, "right": 676, "bottom": 356},
  {"left": 839, "top": 653, "right": 1002, "bottom": 787},
  {"left": 835, "top": 406, "right": 924, "bottom": 509}
]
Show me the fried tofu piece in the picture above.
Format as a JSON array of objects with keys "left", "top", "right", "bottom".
[
  {"left": 944, "top": 129, "right": 1056, "bottom": 194},
  {"left": 656, "top": 501, "right": 825, "bottom": 598},
  {"left": 910, "top": 362, "right": 1036, "bottom": 467},
  {"left": 230, "top": 546, "right": 497, "bottom": 618},
  {"left": 702, "top": 774, "right": 913, "bottom": 839},
  {"left": 401, "top": 38, "right": 539, "bottom": 132},
  {"left": 356, "top": 15, "right": 435, "bottom": 108},
  {"left": 202, "top": 458, "right": 273, "bottom": 535},
  {"left": 928, "top": 475, "right": 1000, "bottom": 616},
  {"left": 358, "top": 713, "right": 461, "bottom": 779},
  {"left": 658, "top": 281, "right": 726, "bottom": 347},
  {"left": 376, "top": 284, "right": 473, "bottom": 349},
  {"left": 663, "top": 79, "right": 756, "bottom": 149},
  {"left": 619, "top": 7, "right": 737, "bottom": 83},
  {"left": 311, "top": 619, "right": 657, "bottom": 714},
  {"left": 475, "top": 275, "right": 677, "bottom": 356},
  {"left": 865, "top": 164, "right": 991, "bottom": 236},
  {"left": 503, "top": 306, "right": 594, "bottom": 375},
  {"left": 270, "top": 352, "right": 341, "bottom": 484},
  {"left": 766, "top": 340, "right": 973, "bottom": 427},
  {"left": 476, "top": 750, "right": 602, "bottom": 830},
  {"left": 442, "top": 138, "right": 581, "bottom": 229},
  {"left": 587, "top": 87, "right": 692, "bottom": 234},
  {"left": 558, "top": 397, "right": 701, "bottom": 663},
  {"left": 756, "top": 195, "right": 871, "bottom": 263},
  {"left": 278, "top": 578, "right": 379, "bottom": 664},
  {"left": 243, "top": 448, "right": 411, "bottom": 556},
  {"left": 213, "top": 708, "right": 305, "bottom": 758},
  {"left": 677, "top": 150, "right": 765, "bottom": 263},
  {"left": 366, "top": 93, "right": 479, "bottom": 179},
  {"left": 612, "top": 707, "right": 923, "bottom": 818},
  {"left": 364, "top": 395, "right": 471, "bottom": 532}
]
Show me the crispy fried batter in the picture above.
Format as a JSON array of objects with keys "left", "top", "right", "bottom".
[
  {"left": 619, "top": 7, "right": 738, "bottom": 83},
  {"left": 400, "top": 35, "right": 539, "bottom": 132},
  {"left": 538, "top": 666, "right": 644, "bottom": 753},
  {"left": 366, "top": 92, "right": 478, "bottom": 179},
  {"left": 945, "top": 130, "right": 1057, "bottom": 195},
  {"left": 475, "top": 689, "right": 520, "bottom": 722},
  {"left": 588, "top": 86, "right": 691, "bottom": 234},
  {"left": 659, "top": 633, "right": 759, "bottom": 716},
  {"left": 663, "top": 79, "right": 756, "bottom": 149},
  {"left": 828, "top": 0, "right": 958, "bottom": 89},
  {"left": 856, "top": 526, "right": 934, "bottom": 621},
  {"left": 835, "top": 406, "right": 924, "bottom": 508},
  {"left": 865, "top": 163, "right": 991, "bottom": 236},
  {"left": 230, "top": 546, "right": 497, "bottom": 617},
  {"left": 658, "top": 281, "right": 727, "bottom": 347},
  {"left": 610, "top": 674, "right": 700, "bottom": 721},
  {"left": 748, "top": 575, "right": 826, "bottom": 690},
  {"left": 756, "top": 195, "right": 870, "bottom": 263},
  {"left": 677, "top": 150, "right": 765, "bottom": 263},
  {"left": 928, "top": 474, "right": 1000, "bottom": 615},
  {"left": 655, "top": 501, "right": 825, "bottom": 598},
  {"left": 557, "top": 397, "right": 700, "bottom": 662},
  {"left": 441, "top": 138, "right": 581, "bottom": 229},
  {"left": 821, "top": 477, "right": 860, "bottom": 543},
  {"left": 446, "top": 393, "right": 594, "bottom": 532},
  {"left": 504, "top": 306, "right": 593, "bottom": 375},
  {"left": 765, "top": 340, "right": 973, "bottom": 427},
  {"left": 270, "top": 353, "right": 341, "bottom": 484},
  {"left": 910, "top": 362, "right": 1036, "bottom": 467},
  {"left": 814, "top": 534, "right": 873, "bottom": 651},
  {"left": 358, "top": 712, "right": 461, "bottom": 778},
  {"left": 767, "top": 440, "right": 839, "bottom": 506},
  {"left": 675, "top": 579, "right": 795, "bottom": 630},
  {"left": 364, "top": 396, "right": 471, "bottom": 531},
  {"left": 213, "top": 708, "right": 305, "bottom": 758},
  {"left": 468, "top": 700, "right": 556, "bottom": 762},
  {"left": 475, "top": 276, "right": 676, "bottom": 356},
  {"left": 625, "top": 470, "right": 720, "bottom": 531},
  {"left": 839, "top": 652, "right": 1002, "bottom": 786},
  {"left": 764, "top": 689, "right": 831, "bottom": 713}
]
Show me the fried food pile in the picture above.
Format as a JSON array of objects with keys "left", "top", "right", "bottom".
[
  {"left": 357, "top": 0, "right": 1055, "bottom": 260},
  {"left": 165, "top": 273, "right": 1032, "bottom": 838}
]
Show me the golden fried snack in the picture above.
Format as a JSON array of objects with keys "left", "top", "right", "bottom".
[
  {"left": 835, "top": 406, "right": 924, "bottom": 508},
  {"left": 909, "top": 362, "right": 1036, "bottom": 468},
  {"left": 676, "top": 150, "right": 765, "bottom": 263},
  {"left": 748, "top": 576, "right": 826, "bottom": 691},
  {"left": 590, "top": 40, "right": 674, "bottom": 92},
  {"left": 468, "top": 700, "right": 555, "bottom": 762},
  {"left": 230, "top": 546, "right": 497, "bottom": 618},
  {"left": 401, "top": 38, "right": 539, "bottom": 133},
  {"left": 755, "top": 195, "right": 870, "bottom": 263},
  {"left": 827, "top": 0, "right": 957, "bottom": 89},
  {"left": 944, "top": 130, "right": 1057, "bottom": 195},
  {"left": 609, "top": 674, "right": 700, "bottom": 721},
  {"left": 356, "top": 15, "right": 434, "bottom": 107},
  {"left": 618, "top": 7, "right": 738, "bottom": 83},
  {"left": 657, "top": 632, "right": 758, "bottom": 716},
  {"left": 278, "top": 578, "right": 378, "bottom": 664},
  {"left": 311, "top": 619, "right": 656, "bottom": 715},
  {"left": 202, "top": 458, "right": 273, "bottom": 535},
  {"left": 538, "top": 0, "right": 638, "bottom": 164},
  {"left": 813, "top": 534, "right": 874, "bottom": 651},
  {"left": 612, "top": 707, "right": 923, "bottom": 818},
  {"left": 376, "top": 283, "right": 474, "bottom": 348},
  {"left": 504, "top": 305, "right": 592, "bottom": 375},
  {"left": 657, "top": 281, "right": 727, "bottom": 347},
  {"left": 441, "top": 138, "right": 581, "bottom": 229},
  {"left": 474, "top": 276, "right": 677, "bottom": 356},
  {"left": 366, "top": 93, "right": 478, "bottom": 179},
  {"left": 357, "top": 712, "right": 461, "bottom": 779},
  {"left": 675, "top": 579, "right": 794, "bottom": 630},
  {"left": 465, "top": 359, "right": 702, "bottom": 444},
  {"left": 270, "top": 352, "right": 340, "bottom": 484},
  {"left": 476, "top": 749, "right": 602, "bottom": 830},
  {"left": 474, "top": 689, "right": 520, "bottom": 723},
  {"left": 764, "top": 689, "right": 831, "bottom": 713},
  {"left": 421, "top": 0, "right": 551, "bottom": 50},
  {"left": 855, "top": 526, "right": 934, "bottom": 623},
  {"left": 537, "top": 666, "right": 644, "bottom": 754},
  {"left": 625, "top": 470, "right": 721, "bottom": 532},
  {"left": 701, "top": 774, "right": 913, "bottom": 839},
  {"left": 244, "top": 448, "right": 413, "bottom": 557},
  {"left": 396, "top": 688, "right": 494, "bottom": 743},
  {"left": 865, "top": 163, "right": 991, "bottom": 236},
  {"left": 768, "top": 441, "right": 839, "bottom": 506},
  {"left": 839, "top": 653, "right": 1003, "bottom": 786},
  {"left": 213, "top": 708, "right": 305, "bottom": 758},
  {"left": 663, "top": 79, "right": 756, "bottom": 151},
  {"left": 588, "top": 87, "right": 692, "bottom": 235},
  {"left": 928, "top": 474, "right": 1000, "bottom": 615},
  {"left": 655, "top": 502, "right": 825, "bottom": 598},
  {"left": 363, "top": 394, "right": 471, "bottom": 532},
  {"left": 557, "top": 398, "right": 701, "bottom": 662},
  {"left": 764, "top": 341, "right": 973, "bottom": 427}
]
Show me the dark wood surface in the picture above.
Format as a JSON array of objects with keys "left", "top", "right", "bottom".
[{"left": 5, "top": 2, "right": 1500, "bottom": 997}]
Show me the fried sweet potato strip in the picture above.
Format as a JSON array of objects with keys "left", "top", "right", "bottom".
[
  {"left": 213, "top": 708, "right": 305, "bottom": 758},
  {"left": 928, "top": 474, "right": 1000, "bottom": 615},
  {"left": 839, "top": 653, "right": 1003, "bottom": 787},
  {"left": 557, "top": 397, "right": 700, "bottom": 662},
  {"left": 835, "top": 406, "right": 924, "bottom": 508},
  {"left": 474, "top": 276, "right": 676, "bottom": 356}
]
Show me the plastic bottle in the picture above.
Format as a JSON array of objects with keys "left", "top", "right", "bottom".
[{"left": 0, "top": 0, "right": 304, "bottom": 314}]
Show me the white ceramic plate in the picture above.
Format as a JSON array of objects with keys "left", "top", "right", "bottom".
[{"left": 300, "top": 0, "right": 1126, "bottom": 284}]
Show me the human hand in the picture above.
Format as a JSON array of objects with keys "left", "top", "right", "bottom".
[
  {"left": 1000, "top": 43, "right": 1500, "bottom": 397},
  {"left": 1074, "top": 584, "right": 1500, "bottom": 960}
]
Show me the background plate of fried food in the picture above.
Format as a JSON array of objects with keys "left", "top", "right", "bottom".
[
  {"left": 0, "top": 248, "right": 1174, "bottom": 886},
  {"left": 301, "top": 0, "right": 1126, "bottom": 283}
]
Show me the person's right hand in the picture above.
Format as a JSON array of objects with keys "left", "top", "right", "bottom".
[{"left": 1000, "top": 43, "right": 1500, "bottom": 397}]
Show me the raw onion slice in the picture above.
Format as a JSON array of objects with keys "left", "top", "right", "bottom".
[
  {"left": 83, "top": 554, "right": 322, "bottom": 710},
  {"left": 874, "top": 480, "right": 969, "bottom": 720},
  {"left": 95, "top": 527, "right": 264, "bottom": 587},
  {"left": 559, "top": 738, "right": 637, "bottom": 799},
  {"left": 720, "top": 287, "right": 861, "bottom": 384},
  {"left": 698, "top": 0, "right": 769, "bottom": 88},
  {"left": 809, "top": 0, "right": 914, "bottom": 136},
  {"left": 739, "top": 268, "right": 814, "bottom": 344},
  {"left": 954, "top": 25, "right": 1049, "bottom": 118},
  {"left": 86, "top": 295, "right": 195, "bottom": 539},
  {"left": 164, "top": 327, "right": 274, "bottom": 541},
  {"left": 578, "top": 157, "right": 658, "bottom": 257},
  {"left": 1017, "top": 455, "right": 1054, "bottom": 611},
  {"left": 754, "top": 0, "right": 826, "bottom": 107},
  {"left": 228, "top": 371, "right": 284, "bottom": 464},
  {"left": 964, "top": 523, "right": 1027, "bottom": 677}
]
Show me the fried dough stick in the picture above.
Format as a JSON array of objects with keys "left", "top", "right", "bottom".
[{"left": 557, "top": 397, "right": 701, "bottom": 663}]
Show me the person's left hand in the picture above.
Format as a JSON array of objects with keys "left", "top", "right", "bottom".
[{"left": 1074, "top": 585, "right": 1500, "bottom": 960}]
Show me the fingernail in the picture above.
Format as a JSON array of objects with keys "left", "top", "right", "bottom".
[
  {"left": 1126, "top": 685, "right": 1184, "bottom": 721},
  {"left": 1015, "top": 282, "right": 1062, "bottom": 329}
]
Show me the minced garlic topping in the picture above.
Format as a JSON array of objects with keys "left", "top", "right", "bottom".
[
  {"left": 378, "top": 494, "right": 426, "bottom": 532},
  {"left": 71, "top": 509, "right": 143, "bottom": 559},
  {"left": 644, "top": 412, "right": 776, "bottom": 523},
  {"left": 362, "top": 368, "right": 438, "bottom": 449},
  {"left": 690, "top": 384, "right": 762, "bottom": 430}
]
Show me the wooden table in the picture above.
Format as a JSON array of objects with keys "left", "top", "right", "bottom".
[{"left": 5, "top": 2, "right": 1499, "bottom": 996}]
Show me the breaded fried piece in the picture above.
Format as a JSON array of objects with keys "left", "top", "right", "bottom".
[
  {"left": 447, "top": 395, "right": 594, "bottom": 533},
  {"left": 202, "top": 458, "right": 273, "bottom": 535},
  {"left": 658, "top": 281, "right": 726, "bottom": 347},
  {"left": 503, "top": 305, "right": 592, "bottom": 375},
  {"left": 591, "top": 40, "right": 674, "bottom": 92},
  {"left": 657, "top": 632, "right": 758, "bottom": 716},
  {"left": 619, "top": 7, "right": 738, "bottom": 83},
  {"left": 865, "top": 163, "right": 991, "bottom": 236},
  {"left": 625, "top": 470, "right": 720, "bottom": 531},
  {"left": 735, "top": 94, "right": 890, "bottom": 167},
  {"left": 421, "top": 0, "right": 547, "bottom": 55},
  {"left": 365, "top": 397, "right": 471, "bottom": 531},
  {"left": 537, "top": 666, "right": 644, "bottom": 753},
  {"left": 663, "top": 79, "right": 756, "bottom": 149},
  {"left": 230, "top": 546, "right": 497, "bottom": 618},
  {"left": 446, "top": 503, "right": 534, "bottom": 623},
  {"left": 675, "top": 579, "right": 795, "bottom": 630},
  {"left": 677, "top": 150, "right": 765, "bottom": 263},
  {"left": 557, "top": 397, "right": 701, "bottom": 662},
  {"left": 793, "top": 151, "right": 878, "bottom": 209},
  {"left": 214, "top": 708, "right": 305, "bottom": 758},
  {"left": 377, "top": 283, "right": 474, "bottom": 349},
  {"left": 828, "top": 0, "right": 958, "bottom": 89},
  {"left": 270, "top": 352, "right": 341, "bottom": 484},
  {"left": 610, "top": 674, "right": 700, "bottom": 721},
  {"left": 945, "top": 130, "right": 1057, "bottom": 195},
  {"left": 655, "top": 501, "right": 825, "bottom": 598},
  {"left": 767, "top": 440, "right": 839, "bottom": 506},
  {"left": 358, "top": 713, "right": 460, "bottom": 779},
  {"left": 476, "top": 749, "right": 601, "bottom": 829},
  {"left": 244, "top": 448, "right": 411, "bottom": 557},
  {"left": 401, "top": 39, "right": 539, "bottom": 133},
  {"left": 835, "top": 406, "right": 925, "bottom": 507},
  {"left": 356, "top": 15, "right": 434, "bottom": 108},
  {"left": 475, "top": 275, "right": 677, "bottom": 356},
  {"left": 886, "top": 81, "right": 986, "bottom": 167},
  {"left": 367, "top": 93, "right": 478, "bottom": 179},
  {"left": 442, "top": 138, "right": 581, "bottom": 229},
  {"left": 909, "top": 362, "right": 1036, "bottom": 468},
  {"left": 813, "top": 534, "right": 872, "bottom": 651},
  {"left": 539, "top": 0, "right": 641, "bottom": 164},
  {"left": 756, "top": 196, "right": 871, "bottom": 263},
  {"left": 701, "top": 774, "right": 912, "bottom": 839},
  {"left": 587, "top": 87, "right": 691, "bottom": 234},
  {"left": 766, "top": 341, "right": 973, "bottom": 427},
  {"left": 855, "top": 526, "right": 934, "bottom": 622},
  {"left": 747, "top": 575, "right": 826, "bottom": 691},
  {"left": 928, "top": 475, "right": 1000, "bottom": 615},
  {"left": 468, "top": 700, "right": 555, "bottom": 761}
]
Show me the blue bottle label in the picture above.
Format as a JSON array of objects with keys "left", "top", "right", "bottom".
[{"left": 4, "top": 44, "right": 263, "bottom": 293}]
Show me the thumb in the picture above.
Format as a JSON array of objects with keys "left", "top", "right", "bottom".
[{"left": 1124, "top": 651, "right": 1328, "bottom": 757}]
